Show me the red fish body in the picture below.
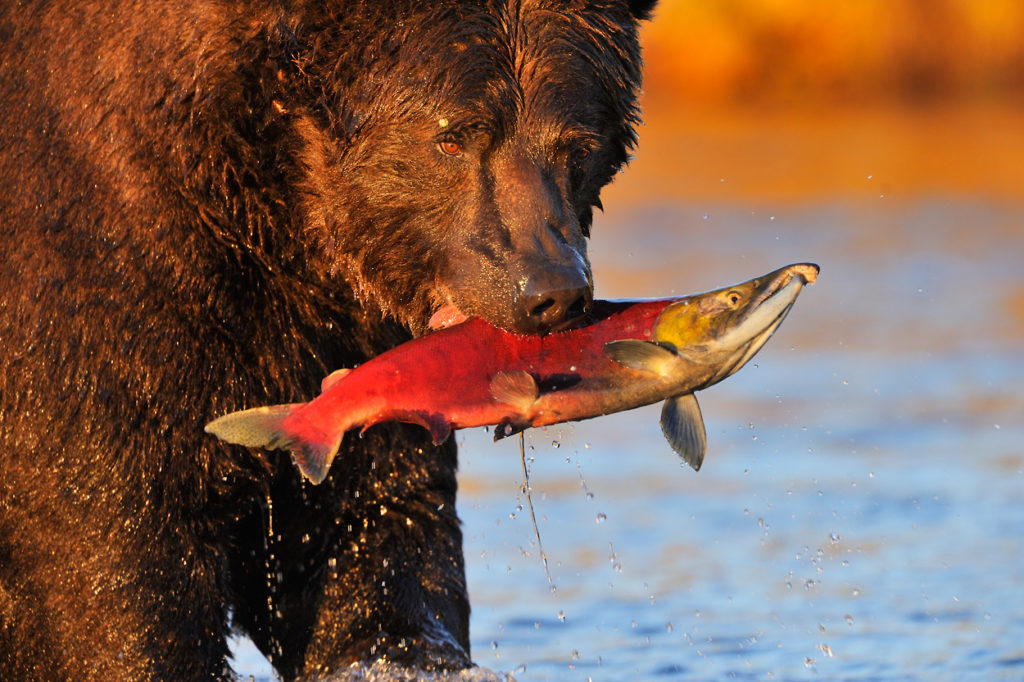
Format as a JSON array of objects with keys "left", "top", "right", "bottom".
[
  {"left": 206, "top": 263, "right": 818, "bottom": 483},
  {"left": 291, "top": 298, "right": 664, "bottom": 436}
]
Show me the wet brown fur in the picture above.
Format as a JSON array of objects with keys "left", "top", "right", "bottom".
[{"left": 0, "top": 0, "right": 655, "bottom": 679}]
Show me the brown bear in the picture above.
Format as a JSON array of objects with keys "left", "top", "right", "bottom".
[{"left": 0, "top": 0, "right": 656, "bottom": 679}]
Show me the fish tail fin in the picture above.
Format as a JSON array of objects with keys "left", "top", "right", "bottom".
[{"left": 205, "top": 405, "right": 341, "bottom": 485}]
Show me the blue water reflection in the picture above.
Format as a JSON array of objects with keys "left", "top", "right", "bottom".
[{"left": 459, "top": 198, "right": 1024, "bottom": 681}]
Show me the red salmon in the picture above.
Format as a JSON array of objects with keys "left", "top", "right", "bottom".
[{"left": 206, "top": 263, "right": 818, "bottom": 483}]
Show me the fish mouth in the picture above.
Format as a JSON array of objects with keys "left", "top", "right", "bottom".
[{"left": 710, "top": 263, "right": 818, "bottom": 383}]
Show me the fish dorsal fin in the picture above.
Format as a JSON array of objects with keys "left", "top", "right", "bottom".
[
  {"left": 604, "top": 339, "right": 680, "bottom": 377},
  {"left": 660, "top": 393, "right": 707, "bottom": 471},
  {"left": 489, "top": 370, "right": 539, "bottom": 411},
  {"left": 320, "top": 367, "right": 351, "bottom": 392}
]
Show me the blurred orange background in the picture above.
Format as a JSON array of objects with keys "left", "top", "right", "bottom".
[{"left": 608, "top": 0, "right": 1024, "bottom": 203}]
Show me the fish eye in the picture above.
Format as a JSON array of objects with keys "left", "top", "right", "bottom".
[{"left": 727, "top": 291, "right": 742, "bottom": 305}]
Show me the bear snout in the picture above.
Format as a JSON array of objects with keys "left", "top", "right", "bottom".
[{"left": 511, "top": 263, "right": 593, "bottom": 335}]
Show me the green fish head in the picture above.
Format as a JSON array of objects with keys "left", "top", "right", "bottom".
[{"left": 652, "top": 262, "right": 818, "bottom": 383}]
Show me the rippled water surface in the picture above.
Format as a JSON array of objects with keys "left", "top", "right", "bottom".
[
  {"left": 232, "top": 138, "right": 1024, "bottom": 679},
  {"left": 454, "top": 197, "right": 1024, "bottom": 681}
]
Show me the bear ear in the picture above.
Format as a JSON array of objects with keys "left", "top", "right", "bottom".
[{"left": 627, "top": 0, "right": 657, "bottom": 20}]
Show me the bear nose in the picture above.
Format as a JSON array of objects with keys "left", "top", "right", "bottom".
[{"left": 512, "top": 267, "right": 593, "bottom": 335}]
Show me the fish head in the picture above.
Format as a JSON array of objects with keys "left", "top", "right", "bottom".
[{"left": 653, "top": 263, "right": 818, "bottom": 386}]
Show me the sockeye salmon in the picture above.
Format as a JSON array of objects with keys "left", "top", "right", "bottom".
[{"left": 206, "top": 263, "right": 818, "bottom": 484}]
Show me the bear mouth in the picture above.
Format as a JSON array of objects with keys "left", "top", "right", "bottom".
[{"left": 427, "top": 303, "right": 470, "bottom": 331}]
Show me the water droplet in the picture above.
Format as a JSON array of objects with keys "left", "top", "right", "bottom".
[
  {"left": 820, "top": 643, "right": 834, "bottom": 658},
  {"left": 551, "top": 440, "right": 560, "bottom": 449},
  {"left": 702, "top": 213, "right": 709, "bottom": 221},
  {"left": 558, "top": 610, "right": 566, "bottom": 622},
  {"left": 829, "top": 532, "right": 840, "bottom": 543},
  {"left": 845, "top": 614, "right": 854, "bottom": 625},
  {"left": 571, "top": 649, "right": 580, "bottom": 660},
  {"left": 491, "top": 640, "right": 498, "bottom": 650},
  {"left": 805, "top": 657, "right": 815, "bottom": 667},
  {"left": 666, "top": 622, "right": 674, "bottom": 632},
  {"left": 595, "top": 512, "right": 607, "bottom": 524}
]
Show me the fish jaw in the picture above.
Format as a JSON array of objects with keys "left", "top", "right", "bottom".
[
  {"left": 652, "top": 263, "right": 817, "bottom": 387},
  {"left": 707, "top": 263, "right": 817, "bottom": 384}
]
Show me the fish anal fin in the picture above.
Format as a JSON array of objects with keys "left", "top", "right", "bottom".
[
  {"left": 290, "top": 436, "right": 343, "bottom": 485},
  {"left": 660, "top": 393, "right": 707, "bottom": 471},
  {"left": 605, "top": 340, "right": 680, "bottom": 377},
  {"left": 425, "top": 416, "right": 452, "bottom": 446},
  {"left": 320, "top": 367, "right": 351, "bottom": 392},
  {"left": 489, "top": 370, "right": 539, "bottom": 411}
]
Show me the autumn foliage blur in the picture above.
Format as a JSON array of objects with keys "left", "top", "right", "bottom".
[
  {"left": 640, "top": 0, "right": 1024, "bottom": 106},
  {"left": 603, "top": 1, "right": 1024, "bottom": 203}
]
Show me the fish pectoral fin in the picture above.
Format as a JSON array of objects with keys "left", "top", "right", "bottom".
[
  {"left": 320, "top": 367, "right": 351, "bottom": 392},
  {"left": 604, "top": 339, "right": 680, "bottom": 377},
  {"left": 660, "top": 393, "right": 707, "bottom": 471},
  {"left": 489, "top": 370, "right": 539, "bottom": 411}
]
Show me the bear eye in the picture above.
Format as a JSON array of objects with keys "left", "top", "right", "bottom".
[
  {"left": 571, "top": 146, "right": 591, "bottom": 164},
  {"left": 439, "top": 140, "right": 463, "bottom": 156}
]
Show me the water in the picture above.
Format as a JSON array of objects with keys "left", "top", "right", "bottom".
[
  {"left": 455, "top": 197, "right": 1024, "bottom": 681},
  {"left": 226, "top": 127, "right": 1024, "bottom": 680},
  {"left": 232, "top": 195, "right": 1024, "bottom": 680}
]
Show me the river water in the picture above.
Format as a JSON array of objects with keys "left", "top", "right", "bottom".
[{"left": 232, "top": 117, "right": 1024, "bottom": 680}]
